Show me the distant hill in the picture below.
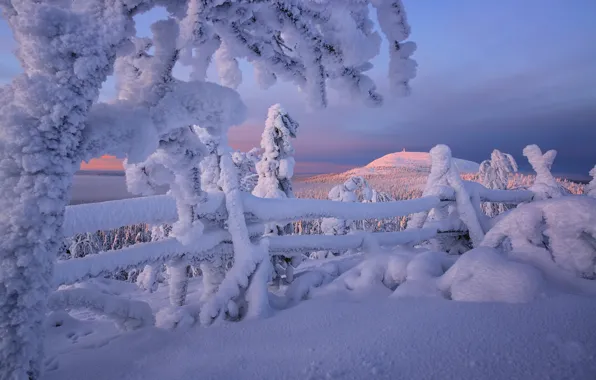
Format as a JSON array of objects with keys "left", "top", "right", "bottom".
[
  {"left": 358, "top": 151, "right": 479, "bottom": 174},
  {"left": 294, "top": 151, "right": 479, "bottom": 200}
]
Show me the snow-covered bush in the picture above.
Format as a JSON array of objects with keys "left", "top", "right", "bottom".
[
  {"left": 437, "top": 247, "right": 545, "bottom": 303},
  {"left": 522, "top": 145, "right": 564, "bottom": 200},
  {"left": 479, "top": 150, "right": 518, "bottom": 217},
  {"left": 253, "top": 104, "right": 301, "bottom": 282},
  {"left": 316, "top": 176, "right": 374, "bottom": 258},
  {"left": 588, "top": 166, "right": 596, "bottom": 197},
  {"left": 407, "top": 145, "right": 484, "bottom": 252},
  {"left": 232, "top": 148, "right": 260, "bottom": 193},
  {"left": 481, "top": 196, "right": 596, "bottom": 279}
]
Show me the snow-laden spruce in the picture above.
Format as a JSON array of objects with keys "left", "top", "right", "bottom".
[
  {"left": 479, "top": 150, "right": 518, "bottom": 217},
  {"left": 253, "top": 104, "right": 301, "bottom": 282}
]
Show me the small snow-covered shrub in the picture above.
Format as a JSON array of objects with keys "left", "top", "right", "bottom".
[
  {"left": 437, "top": 247, "right": 545, "bottom": 303},
  {"left": 479, "top": 149, "right": 518, "bottom": 217},
  {"left": 253, "top": 104, "right": 302, "bottom": 283},
  {"left": 588, "top": 166, "right": 596, "bottom": 197},
  {"left": 481, "top": 196, "right": 596, "bottom": 279},
  {"left": 523, "top": 145, "right": 565, "bottom": 200}
]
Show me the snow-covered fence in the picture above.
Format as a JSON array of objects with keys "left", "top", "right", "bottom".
[{"left": 57, "top": 186, "right": 533, "bottom": 286}]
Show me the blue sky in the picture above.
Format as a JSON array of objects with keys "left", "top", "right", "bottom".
[{"left": 2, "top": 0, "right": 596, "bottom": 177}]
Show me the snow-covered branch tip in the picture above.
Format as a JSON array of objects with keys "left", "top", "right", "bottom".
[{"left": 174, "top": 0, "right": 417, "bottom": 108}]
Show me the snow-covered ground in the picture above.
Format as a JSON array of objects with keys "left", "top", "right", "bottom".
[{"left": 45, "top": 249, "right": 596, "bottom": 380}]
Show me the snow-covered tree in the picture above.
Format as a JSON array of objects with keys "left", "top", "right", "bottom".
[
  {"left": 479, "top": 149, "right": 519, "bottom": 217},
  {"left": 481, "top": 196, "right": 596, "bottom": 279},
  {"left": 69, "top": 233, "right": 101, "bottom": 259},
  {"left": 408, "top": 145, "right": 485, "bottom": 252},
  {"left": 587, "top": 166, "right": 596, "bottom": 197},
  {"left": 232, "top": 148, "right": 260, "bottom": 192},
  {"left": 0, "top": 1, "right": 416, "bottom": 376},
  {"left": 253, "top": 105, "right": 299, "bottom": 201},
  {"left": 317, "top": 176, "right": 373, "bottom": 257},
  {"left": 253, "top": 104, "right": 300, "bottom": 282},
  {"left": 523, "top": 145, "right": 563, "bottom": 200}
]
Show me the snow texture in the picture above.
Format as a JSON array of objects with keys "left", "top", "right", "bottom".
[
  {"left": 63, "top": 195, "right": 178, "bottom": 237},
  {"left": 266, "top": 228, "right": 441, "bottom": 255},
  {"left": 48, "top": 287, "right": 155, "bottom": 331},
  {"left": 43, "top": 277, "right": 596, "bottom": 380},
  {"left": 438, "top": 247, "right": 545, "bottom": 303}
]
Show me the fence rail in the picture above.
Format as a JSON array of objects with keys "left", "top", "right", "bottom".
[{"left": 56, "top": 185, "right": 533, "bottom": 286}]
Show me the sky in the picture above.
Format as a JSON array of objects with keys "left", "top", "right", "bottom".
[{"left": 2, "top": 0, "right": 596, "bottom": 178}]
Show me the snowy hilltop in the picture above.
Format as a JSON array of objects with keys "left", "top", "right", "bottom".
[{"left": 356, "top": 150, "right": 480, "bottom": 174}]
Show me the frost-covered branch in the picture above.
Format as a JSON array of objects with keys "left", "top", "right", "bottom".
[
  {"left": 200, "top": 154, "right": 271, "bottom": 324},
  {"left": 0, "top": 1, "right": 138, "bottom": 377}
]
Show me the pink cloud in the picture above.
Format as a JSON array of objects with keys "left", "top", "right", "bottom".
[{"left": 80, "top": 155, "right": 124, "bottom": 171}]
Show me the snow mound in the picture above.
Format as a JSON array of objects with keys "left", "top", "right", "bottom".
[
  {"left": 363, "top": 151, "right": 480, "bottom": 173},
  {"left": 438, "top": 247, "right": 546, "bottom": 303}
]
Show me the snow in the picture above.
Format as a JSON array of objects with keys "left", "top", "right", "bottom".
[
  {"left": 49, "top": 286, "right": 154, "bottom": 331},
  {"left": 267, "top": 228, "right": 442, "bottom": 255},
  {"left": 2, "top": 2, "right": 593, "bottom": 379},
  {"left": 361, "top": 151, "right": 480, "bottom": 173},
  {"left": 587, "top": 165, "right": 596, "bottom": 197},
  {"left": 438, "top": 247, "right": 546, "bottom": 303},
  {"left": 242, "top": 191, "right": 442, "bottom": 222},
  {"left": 63, "top": 195, "right": 177, "bottom": 237},
  {"left": 482, "top": 196, "right": 596, "bottom": 280},
  {"left": 523, "top": 145, "right": 564, "bottom": 200},
  {"left": 43, "top": 282, "right": 596, "bottom": 380}
]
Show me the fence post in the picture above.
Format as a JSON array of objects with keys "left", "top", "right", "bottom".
[{"left": 168, "top": 257, "right": 188, "bottom": 307}]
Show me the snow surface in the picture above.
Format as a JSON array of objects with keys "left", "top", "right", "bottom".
[{"left": 44, "top": 275, "right": 596, "bottom": 380}]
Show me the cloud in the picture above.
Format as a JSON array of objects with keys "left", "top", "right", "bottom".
[{"left": 80, "top": 155, "right": 124, "bottom": 171}]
